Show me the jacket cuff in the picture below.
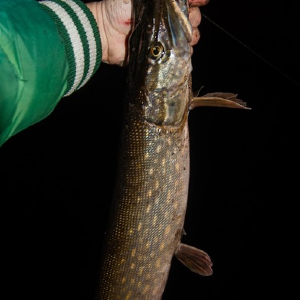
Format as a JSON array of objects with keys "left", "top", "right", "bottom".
[{"left": 40, "top": 0, "right": 102, "bottom": 96}]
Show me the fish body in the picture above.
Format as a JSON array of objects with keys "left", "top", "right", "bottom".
[{"left": 95, "top": 1, "right": 249, "bottom": 299}]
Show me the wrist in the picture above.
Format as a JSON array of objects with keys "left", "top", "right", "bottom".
[
  {"left": 86, "top": 1, "right": 109, "bottom": 62},
  {"left": 86, "top": 0, "right": 131, "bottom": 66}
]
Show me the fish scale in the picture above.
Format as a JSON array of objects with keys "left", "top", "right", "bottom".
[
  {"left": 99, "top": 109, "right": 190, "bottom": 299},
  {"left": 95, "top": 0, "right": 249, "bottom": 299}
]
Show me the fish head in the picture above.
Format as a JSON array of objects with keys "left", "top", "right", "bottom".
[{"left": 128, "top": 0, "right": 193, "bottom": 126}]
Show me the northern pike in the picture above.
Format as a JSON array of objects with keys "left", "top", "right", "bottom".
[{"left": 95, "top": 0, "right": 249, "bottom": 299}]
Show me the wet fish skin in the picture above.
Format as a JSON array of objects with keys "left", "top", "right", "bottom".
[{"left": 95, "top": 1, "right": 249, "bottom": 299}]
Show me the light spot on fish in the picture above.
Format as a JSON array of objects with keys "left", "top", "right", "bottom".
[
  {"left": 148, "top": 190, "right": 152, "bottom": 197},
  {"left": 143, "top": 285, "right": 150, "bottom": 294},
  {"left": 131, "top": 248, "right": 136, "bottom": 257},
  {"left": 164, "top": 224, "right": 172, "bottom": 236},
  {"left": 159, "top": 242, "right": 165, "bottom": 251},
  {"left": 167, "top": 190, "right": 172, "bottom": 203},
  {"left": 138, "top": 266, "right": 145, "bottom": 275},
  {"left": 138, "top": 222, "right": 142, "bottom": 231},
  {"left": 164, "top": 210, "right": 170, "bottom": 218},
  {"left": 174, "top": 202, "right": 179, "bottom": 210},
  {"left": 122, "top": 276, "right": 126, "bottom": 284},
  {"left": 175, "top": 162, "right": 180, "bottom": 171},
  {"left": 129, "top": 228, "right": 134, "bottom": 235},
  {"left": 130, "top": 278, "right": 135, "bottom": 285},
  {"left": 155, "top": 180, "right": 160, "bottom": 190},
  {"left": 150, "top": 251, "right": 155, "bottom": 258},
  {"left": 155, "top": 258, "right": 161, "bottom": 268},
  {"left": 145, "top": 242, "right": 150, "bottom": 249},
  {"left": 125, "top": 291, "right": 132, "bottom": 300},
  {"left": 146, "top": 204, "right": 151, "bottom": 213},
  {"left": 120, "top": 258, "right": 125, "bottom": 264},
  {"left": 153, "top": 215, "right": 158, "bottom": 225},
  {"left": 131, "top": 262, "right": 135, "bottom": 269},
  {"left": 149, "top": 168, "right": 154, "bottom": 175},
  {"left": 156, "top": 145, "right": 162, "bottom": 153}
]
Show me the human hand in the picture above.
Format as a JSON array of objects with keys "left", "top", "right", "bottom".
[
  {"left": 189, "top": 0, "right": 210, "bottom": 51},
  {"left": 86, "top": 0, "right": 209, "bottom": 66}
]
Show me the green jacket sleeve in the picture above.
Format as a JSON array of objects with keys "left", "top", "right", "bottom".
[{"left": 0, "top": 0, "right": 101, "bottom": 147}]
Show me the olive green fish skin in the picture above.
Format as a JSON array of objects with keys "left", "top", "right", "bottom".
[
  {"left": 98, "top": 112, "right": 190, "bottom": 299},
  {"left": 96, "top": 1, "right": 194, "bottom": 299}
]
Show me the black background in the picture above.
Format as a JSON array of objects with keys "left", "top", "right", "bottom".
[{"left": 0, "top": 0, "right": 298, "bottom": 299}]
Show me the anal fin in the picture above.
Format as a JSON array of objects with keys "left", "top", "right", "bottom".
[
  {"left": 189, "top": 92, "right": 251, "bottom": 110},
  {"left": 175, "top": 243, "right": 213, "bottom": 276}
]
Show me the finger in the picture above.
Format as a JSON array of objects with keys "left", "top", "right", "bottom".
[
  {"left": 189, "top": 6, "right": 201, "bottom": 28},
  {"left": 189, "top": 0, "right": 210, "bottom": 7},
  {"left": 190, "top": 27, "right": 200, "bottom": 46}
]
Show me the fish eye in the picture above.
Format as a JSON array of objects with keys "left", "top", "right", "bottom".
[{"left": 148, "top": 42, "right": 164, "bottom": 59}]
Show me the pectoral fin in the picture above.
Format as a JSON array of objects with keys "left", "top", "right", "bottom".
[
  {"left": 189, "top": 92, "right": 251, "bottom": 110},
  {"left": 175, "top": 243, "right": 213, "bottom": 276}
]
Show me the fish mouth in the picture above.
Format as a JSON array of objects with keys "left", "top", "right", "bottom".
[
  {"left": 164, "top": 0, "right": 193, "bottom": 44},
  {"left": 150, "top": 0, "right": 193, "bottom": 47}
]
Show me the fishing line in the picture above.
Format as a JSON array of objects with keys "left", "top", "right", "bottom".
[{"left": 202, "top": 14, "right": 300, "bottom": 88}]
